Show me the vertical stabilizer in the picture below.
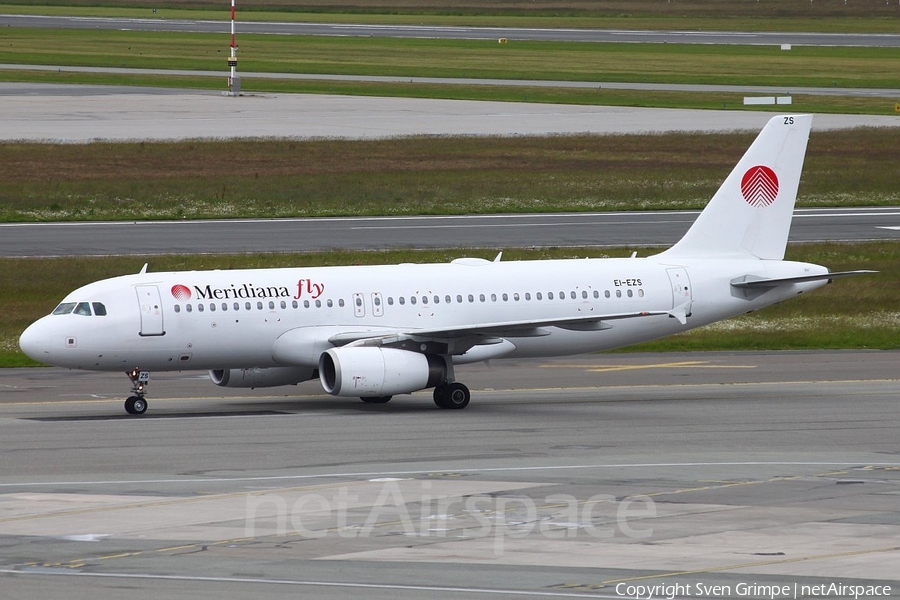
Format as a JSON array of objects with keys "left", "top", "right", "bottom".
[{"left": 658, "top": 114, "right": 812, "bottom": 260}]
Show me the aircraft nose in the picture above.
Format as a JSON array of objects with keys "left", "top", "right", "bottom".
[{"left": 19, "top": 317, "right": 53, "bottom": 363}]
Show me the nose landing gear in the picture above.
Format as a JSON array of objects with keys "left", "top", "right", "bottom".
[{"left": 125, "top": 368, "right": 150, "bottom": 415}]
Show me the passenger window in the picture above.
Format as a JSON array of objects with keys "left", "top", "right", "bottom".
[
  {"left": 374, "top": 297, "right": 382, "bottom": 306},
  {"left": 411, "top": 297, "right": 417, "bottom": 305},
  {"left": 514, "top": 293, "right": 520, "bottom": 301},
  {"left": 491, "top": 294, "right": 497, "bottom": 302},
  {"left": 548, "top": 292, "right": 554, "bottom": 300},
  {"left": 399, "top": 297, "right": 406, "bottom": 306},
  {"left": 280, "top": 301, "right": 287, "bottom": 309},
  {"left": 257, "top": 302, "right": 263, "bottom": 310},
  {"left": 245, "top": 302, "right": 252, "bottom": 311},
  {"left": 198, "top": 304, "right": 205, "bottom": 313},
  {"left": 536, "top": 292, "right": 542, "bottom": 301},
  {"left": 339, "top": 299, "right": 345, "bottom": 307},
  {"left": 627, "top": 290, "right": 634, "bottom": 298},
  {"left": 616, "top": 290, "right": 622, "bottom": 298},
  {"left": 315, "top": 300, "right": 322, "bottom": 308},
  {"left": 235, "top": 302, "right": 241, "bottom": 311},
  {"left": 327, "top": 299, "right": 334, "bottom": 308},
  {"left": 74, "top": 302, "right": 92, "bottom": 316},
  {"left": 387, "top": 297, "right": 394, "bottom": 306},
  {"left": 638, "top": 289, "right": 645, "bottom": 298},
  {"left": 525, "top": 293, "right": 531, "bottom": 301},
  {"left": 268, "top": 301, "right": 275, "bottom": 310},
  {"left": 468, "top": 294, "right": 474, "bottom": 303},
  {"left": 502, "top": 293, "right": 508, "bottom": 302},
  {"left": 304, "top": 300, "right": 310, "bottom": 308},
  {"left": 582, "top": 291, "right": 588, "bottom": 299},
  {"left": 222, "top": 303, "right": 228, "bottom": 311},
  {"left": 209, "top": 303, "right": 216, "bottom": 312},
  {"left": 605, "top": 290, "right": 611, "bottom": 298},
  {"left": 593, "top": 291, "right": 599, "bottom": 299},
  {"left": 422, "top": 296, "right": 428, "bottom": 305},
  {"left": 479, "top": 294, "right": 485, "bottom": 302},
  {"left": 456, "top": 295, "right": 462, "bottom": 303},
  {"left": 186, "top": 304, "right": 193, "bottom": 312},
  {"left": 571, "top": 291, "right": 577, "bottom": 299},
  {"left": 92, "top": 302, "right": 107, "bottom": 316},
  {"left": 174, "top": 305, "right": 181, "bottom": 313}
]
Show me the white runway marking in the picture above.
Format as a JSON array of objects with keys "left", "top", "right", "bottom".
[{"left": 1, "top": 461, "right": 898, "bottom": 489}]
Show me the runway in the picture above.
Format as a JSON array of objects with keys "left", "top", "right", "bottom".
[
  {"left": 1, "top": 351, "right": 898, "bottom": 599},
  {"left": 2, "top": 207, "right": 900, "bottom": 257},
  {"left": 3, "top": 14, "right": 900, "bottom": 47}
]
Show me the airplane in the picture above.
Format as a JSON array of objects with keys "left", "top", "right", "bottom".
[{"left": 19, "top": 114, "right": 872, "bottom": 415}]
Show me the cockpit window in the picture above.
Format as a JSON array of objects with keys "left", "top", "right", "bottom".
[
  {"left": 52, "top": 302, "right": 77, "bottom": 315},
  {"left": 52, "top": 301, "right": 108, "bottom": 316}
]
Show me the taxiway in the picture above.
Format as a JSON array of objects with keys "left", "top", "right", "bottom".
[{"left": 1, "top": 351, "right": 898, "bottom": 599}]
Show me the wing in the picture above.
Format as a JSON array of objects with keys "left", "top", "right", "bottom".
[{"left": 327, "top": 309, "right": 671, "bottom": 357}]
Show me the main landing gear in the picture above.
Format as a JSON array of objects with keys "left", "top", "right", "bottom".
[
  {"left": 124, "top": 368, "right": 149, "bottom": 415},
  {"left": 433, "top": 382, "right": 470, "bottom": 410},
  {"left": 358, "top": 383, "right": 471, "bottom": 409}
]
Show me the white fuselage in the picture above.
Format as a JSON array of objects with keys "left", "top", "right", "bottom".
[{"left": 20, "top": 255, "right": 829, "bottom": 373}]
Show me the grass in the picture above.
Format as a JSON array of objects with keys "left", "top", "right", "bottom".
[
  {"left": 4, "top": 29, "right": 900, "bottom": 90},
  {"left": 3, "top": 242, "right": 897, "bottom": 367},
  {"left": 2, "top": 0, "right": 900, "bottom": 32},
  {"left": 2, "top": 128, "right": 898, "bottom": 222}
]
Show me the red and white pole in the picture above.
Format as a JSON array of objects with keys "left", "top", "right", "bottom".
[{"left": 229, "top": 0, "right": 236, "bottom": 79}]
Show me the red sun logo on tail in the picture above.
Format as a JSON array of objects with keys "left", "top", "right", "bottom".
[
  {"left": 171, "top": 284, "right": 192, "bottom": 301},
  {"left": 741, "top": 165, "right": 779, "bottom": 207}
]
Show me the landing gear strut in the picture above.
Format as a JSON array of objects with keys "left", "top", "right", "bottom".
[
  {"left": 433, "top": 382, "right": 470, "bottom": 409},
  {"left": 125, "top": 368, "right": 149, "bottom": 415}
]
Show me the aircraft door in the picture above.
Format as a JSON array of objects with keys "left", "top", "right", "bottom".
[
  {"left": 136, "top": 285, "right": 165, "bottom": 336},
  {"left": 666, "top": 268, "right": 692, "bottom": 311}
]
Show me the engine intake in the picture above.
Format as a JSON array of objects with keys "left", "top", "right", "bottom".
[
  {"left": 319, "top": 347, "right": 447, "bottom": 397},
  {"left": 209, "top": 366, "right": 316, "bottom": 388}
]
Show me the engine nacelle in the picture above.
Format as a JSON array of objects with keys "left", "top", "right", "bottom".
[
  {"left": 209, "top": 366, "right": 316, "bottom": 388},
  {"left": 319, "top": 347, "right": 447, "bottom": 397}
]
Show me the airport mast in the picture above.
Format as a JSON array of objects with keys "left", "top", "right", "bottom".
[{"left": 227, "top": 0, "right": 240, "bottom": 95}]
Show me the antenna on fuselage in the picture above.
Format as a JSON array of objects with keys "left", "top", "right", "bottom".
[{"left": 139, "top": 263, "right": 149, "bottom": 274}]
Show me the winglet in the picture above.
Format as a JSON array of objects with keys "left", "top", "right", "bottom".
[{"left": 657, "top": 115, "right": 812, "bottom": 261}]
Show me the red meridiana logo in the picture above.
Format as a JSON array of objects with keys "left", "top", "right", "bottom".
[
  {"left": 171, "top": 284, "right": 192, "bottom": 301},
  {"left": 741, "top": 165, "right": 779, "bottom": 207}
]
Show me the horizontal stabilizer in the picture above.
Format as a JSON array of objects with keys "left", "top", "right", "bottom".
[{"left": 731, "top": 270, "right": 877, "bottom": 289}]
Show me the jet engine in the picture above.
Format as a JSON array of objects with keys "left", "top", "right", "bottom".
[
  {"left": 209, "top": 366, "right": 317, "bottom": 388},
  {"left": 319, "top": 347, "right": 447, "bottom": 397}
]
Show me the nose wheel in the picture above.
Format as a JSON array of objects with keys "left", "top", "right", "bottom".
[{"left": 125, "top": 368, "right": 150, "bottom": 415}]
